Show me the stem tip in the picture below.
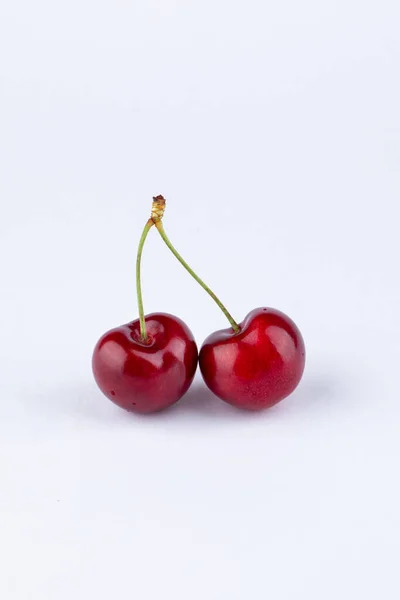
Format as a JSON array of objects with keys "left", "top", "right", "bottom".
[{"left": 152, "top": 195, "right": 166, "bottom": 222}]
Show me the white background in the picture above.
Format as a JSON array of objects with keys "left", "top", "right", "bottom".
[{"left": 1, "top": 1, "right": 399, "bottom": 598}]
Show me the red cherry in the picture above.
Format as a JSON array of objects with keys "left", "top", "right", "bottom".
[
  {"left": 92, "top": 313, "right": 198, "bottom": 414},
  {"left": 199, "top": 308, "right": 305, "bottom": 410}
]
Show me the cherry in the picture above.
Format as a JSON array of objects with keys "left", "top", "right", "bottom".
[
  {"left": 199, "top": 308, "right": 305, "bottom": 410},
  {"left": 152, "top": 197, "right": 306, "bottom": 411},
  {"left": 92, "top": 313, "right": 197, "bottom": 414},
  {"left": 92, "top": 196, "right": 198, "bottom": 413}
]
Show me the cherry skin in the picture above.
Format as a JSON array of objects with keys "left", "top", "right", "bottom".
[
  {"left": 92, "top": 313, "right": 198, "bottom": 414},
  {"left": 199, "top": 308, "right": 305, "bottom": 410}
]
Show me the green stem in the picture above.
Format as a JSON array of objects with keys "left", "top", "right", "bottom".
[
  {"left": 154, "top": 221, "right": 240, "bottom": 333},
  {"left": 136, "top": 219, "right": 154, "bottom": 341}
]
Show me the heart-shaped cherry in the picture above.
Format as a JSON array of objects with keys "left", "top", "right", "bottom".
[
  {"left": 199, "top": 308, "right": 305, "bottom": 410},
  {"left": 152, "top": 197, "right": 306, "bottom": 411},
  {"left": 92, "top": 313, "right": 197, "bottom": 413},
  {"left": 92, "top": 196, "right": 198, "bottom": 413}
]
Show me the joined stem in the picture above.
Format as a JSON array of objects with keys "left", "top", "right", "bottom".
[
  {"left": 136, "top": 218, "right": 154, "bottom": 341},
  {"left": 154, "top": 220, "right": 240, "bottom": 333}
]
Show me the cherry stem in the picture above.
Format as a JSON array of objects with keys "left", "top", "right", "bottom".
[
  {"left": 136, "top": 218, "right": 154, "bottom": 341},
  {"left": 154, "top": 220, "right": 240, "bottom": 333}
]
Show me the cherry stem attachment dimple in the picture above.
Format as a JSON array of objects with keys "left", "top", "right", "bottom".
[
  {"left": 154, "top": 219, "right": 240, "bottom": 333},
  {"left": 136, "top": 218, "right": 154, "bottom": 341}
]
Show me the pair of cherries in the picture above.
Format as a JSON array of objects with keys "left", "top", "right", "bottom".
[{"left": 92, "top": 196, "right": 305, "bottom": 413}]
